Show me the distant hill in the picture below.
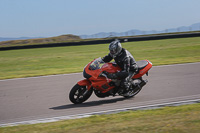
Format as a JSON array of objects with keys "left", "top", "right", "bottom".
[
  {"left": 1, "top": 22, "right": 200, "bottom": 42},
  {"left": 0, "top": 37, "right": 43, "bottom": 42},
  {"left": 80, "top": 22, "right": 200, "bottom": 39},
  {"left": 0, "top": 34, "right": 81, "bottom": 47}
]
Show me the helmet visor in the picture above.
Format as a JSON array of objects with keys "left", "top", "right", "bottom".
[{"left": 110, "top": 49, "right": 117, "bottom": 55}]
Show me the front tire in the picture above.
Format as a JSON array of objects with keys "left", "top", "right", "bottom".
[{"left": 69, "top": 84, "right": 93, "bottom": 104}]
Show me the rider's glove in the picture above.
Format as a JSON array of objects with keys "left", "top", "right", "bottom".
[
  {"left": 102, "top": 71, "right": 118, "bottom": 79},
  {"left": 100, "top": 58, "right": 105, "bottom": 63},
  {"left": 107, "top": 73, "right": 118, "bottom": 79},
  {"left": 102, "top": 71, "right": 109, "bottom": 76}
]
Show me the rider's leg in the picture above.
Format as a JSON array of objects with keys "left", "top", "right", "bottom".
[{"left": 120, "top": 72, "right": 134, "bottom": 93}]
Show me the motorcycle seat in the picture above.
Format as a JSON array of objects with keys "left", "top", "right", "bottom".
[{"left": 136, "top": 60, "right": 149, "bottom": 70}]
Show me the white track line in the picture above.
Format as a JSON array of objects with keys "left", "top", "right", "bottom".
[{"left": 1, "top": 98, "right": 200, "bottom": 127}]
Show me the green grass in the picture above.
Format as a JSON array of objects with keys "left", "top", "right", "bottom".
[
  {"left": 1, "top": 103, "right": 200, "bottom": 133},
  {"left": 0, "top": 37, "right": 200, "bottom": 79}
]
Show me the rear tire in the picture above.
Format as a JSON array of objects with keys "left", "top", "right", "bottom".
[
  {"left": 123, "top": 79, "right": 143, "bottom": 98},
  {"left": 69, "top": 84, "right": 93, "bottom": 104},
  {"left": 123, "top": 87, "right": 142, "bottom": 98}
]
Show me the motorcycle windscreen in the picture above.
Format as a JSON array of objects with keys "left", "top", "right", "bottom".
[{"left": 89, "top": 57, "right": 104, "bottom": 70}]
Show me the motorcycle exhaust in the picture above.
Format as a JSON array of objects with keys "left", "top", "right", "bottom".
[{"left": 136, "top": 79, "right": 148, "bottom": 89}]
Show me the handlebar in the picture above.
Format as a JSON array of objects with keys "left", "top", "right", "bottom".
[{"left": 99, "top": 72, "right": 110, "bottom": 83}]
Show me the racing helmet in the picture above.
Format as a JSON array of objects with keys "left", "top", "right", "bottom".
[{"left": 109, "top": 40, "right": 122, "bottom": 58}]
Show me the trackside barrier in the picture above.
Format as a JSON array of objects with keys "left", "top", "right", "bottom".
[{"left": 0, "top": 32, "right": 200, "bottom": 51}]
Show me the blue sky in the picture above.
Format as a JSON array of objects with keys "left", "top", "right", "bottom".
[{"left": 0, "top": 0, "right": 200, "bottom": 37}]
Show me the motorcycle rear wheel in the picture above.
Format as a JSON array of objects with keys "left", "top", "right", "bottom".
[
  {"left": 123, "top": 79, "right": 142, "bottom": 98},
  {"left": 69, "top": 84, "right": 93, "bottom": 104},
  {"left": 123, "top": 87, "right": 142, "bottom": 98}
]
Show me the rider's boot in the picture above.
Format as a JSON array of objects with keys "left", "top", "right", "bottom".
[{"left": 119, "top": 77, "right": 130, "bottom": 94}]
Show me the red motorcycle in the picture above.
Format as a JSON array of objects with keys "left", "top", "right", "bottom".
[{"left": 69, "top": 57, "right": 152, "bottom": 104}]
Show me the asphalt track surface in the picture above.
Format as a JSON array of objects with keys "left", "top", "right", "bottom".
[{"left": 0, "top": 62, "right": 200, "bottom": 125}]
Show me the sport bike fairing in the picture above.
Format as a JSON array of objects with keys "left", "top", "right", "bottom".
[
  {"left": 70, "top": 57, "right": 152, "bottom": 104},
  {"left": 82, "top": 57, "right": 152, "bottom": 93}
]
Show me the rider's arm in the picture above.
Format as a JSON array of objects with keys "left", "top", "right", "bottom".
[
  {"left": 107, "top": 57, "right": 130, "bottom": 79},
  {"left": 102, "top": 53, "right": 113, "bottom": 63},
  {"left": 123, "top": 57, "right": 130, "bottom": 73},
  {"left": 125, "top": 56, "right": 138, "bottom": 73}
]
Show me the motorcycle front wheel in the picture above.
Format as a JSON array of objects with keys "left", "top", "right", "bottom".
[{"left": 69, "top": 84, "right": 93, "bottom": 104}]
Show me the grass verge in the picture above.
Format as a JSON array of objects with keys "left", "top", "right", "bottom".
[
  {"left": 1, "top": 103, "right": 200, "bottom": 133},
  {"left": 0, "top": 37, "right": 200, "bottom": 79}
]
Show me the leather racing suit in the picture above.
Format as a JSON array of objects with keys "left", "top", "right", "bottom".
[{"left": 102, "top": 48, "right": 138, "bottom": 91}]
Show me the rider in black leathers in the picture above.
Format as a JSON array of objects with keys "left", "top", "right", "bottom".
[{"left": 102, "top": 40, "right": 138, "bottom": 93}]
